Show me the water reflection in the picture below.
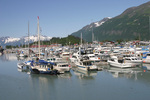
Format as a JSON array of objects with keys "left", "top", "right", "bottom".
[
  {"left": 73, "top": 68, "right": 98, "bottom": 79},
  {"left": 1, "top": 53, "right": 150, "bottom": 100},
  {"left": 17, "top": 56, "right": 28, "bottom": 61},
  {"left": 57, "top": 72, "right": 72, "bottom": 79},
  {"left": 28, "top": 74, "right": 59, "bottom": 100},
  {"left": 107, "top": 67, "right": 143, "bottom": 80},
  {"left": 106, "top": 66, "right": 150, "bottom": 85},
  {"left": 0, "top": 53, "right": 17, "bottom": 61},
  {"left": 142, "top": 63, "right": 150, "bottom": 71},
  {"left": 17, "top": 67, "right": 30, "bottom": 73},
  {"left": 0, "top": 53, "right": 28, "bottom": 62}
]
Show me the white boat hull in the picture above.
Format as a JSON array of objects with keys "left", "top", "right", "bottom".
[
  {"left": 143, "top": 59, "right": 150, "bottom": 64},
  {"left": 76, "top": 64, "right": 98, "bottom": 71},
  {"left": 54, "top": 67, "right": 71, "bottom": 73},
  {"left": 17, "top": 63, "right": 25, "bottom": 69},
  {"left": 108, "top": 60, "right": 134, "bottom": 68}
]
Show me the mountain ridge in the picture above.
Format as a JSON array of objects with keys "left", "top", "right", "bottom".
[
  {"left": 71, "top": 1, "right": 150, "bottom": 42},
  {"left": 71, "top": 17, "right": 111, "bottom": 40},
  {"left": 0, "top": 35, "right": 52, "bottom": 47}
]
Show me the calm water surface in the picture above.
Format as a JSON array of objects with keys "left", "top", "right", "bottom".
[{"left": 0, "top": 54, "right": 150, "bottom": 100}]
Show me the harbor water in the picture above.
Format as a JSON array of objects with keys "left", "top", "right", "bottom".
[{"left": 0, "top": 53, "right": 150, "bottom": 100}]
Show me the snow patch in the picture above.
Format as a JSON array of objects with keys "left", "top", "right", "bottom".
[
  {"left": 108, "top": 17, "right": 112, "bottom": 19},
  {"left": 5, "top": 37, "right": 20, "bottom": 43},
  {"left": 24, "top": 35, "right": 52, "bottom": 42},
  {"left": 94, "top": 21, "right": 105, "bottom": 27}
]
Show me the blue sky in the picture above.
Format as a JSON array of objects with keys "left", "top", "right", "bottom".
[{"left": 0, "top": 0, "right": 150, "bottom": 38}]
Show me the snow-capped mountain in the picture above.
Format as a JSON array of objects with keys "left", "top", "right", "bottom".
[
  {"left": 0, "top": 35, "right": 52, "bottom": 47},
  {"left": 93, "top": 17, "right": 112, "bottom": 27},
  {"left": 4, "top": 37, "right": 20, "bottom": 44},
  {"left": 82, "top": 17, "right": 111, "bottom": 31},
  {"left": 71, "top": 17, "right": 111, "bottom": 41}
]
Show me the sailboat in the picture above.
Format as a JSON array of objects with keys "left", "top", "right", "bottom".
[
  {"left": 17, "top": 21, "right": 32, "bottom": 70},
  {"left": 29, "top": 16, "right": 59, "bottom": 75}
]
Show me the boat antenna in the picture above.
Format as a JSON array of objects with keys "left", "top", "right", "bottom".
[{"left": 37, "top": 16, "right": 40, "bottom": 59}]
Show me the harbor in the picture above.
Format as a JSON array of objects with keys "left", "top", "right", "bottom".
[
  {"left": 1, "top": 1, "right": 150, "bottom": 100},
  {"left": 0, "top": 52, "right": 150, "bottom": 100}
]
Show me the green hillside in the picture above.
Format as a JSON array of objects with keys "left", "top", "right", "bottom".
[
  {"left": 36, "top": 35, "right": 82, "bottom": 46},
  {"left": 72, "top": 1, "right": 150, "bottom": 42}
]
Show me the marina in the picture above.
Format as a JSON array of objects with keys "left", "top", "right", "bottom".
[
  {"left": 0, "top": 53, "right": 150, "bottom": 100},
  {"left": 1, "top": 1, "right": 150, "bottom": 99}
]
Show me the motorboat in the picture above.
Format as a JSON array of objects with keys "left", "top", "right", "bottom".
[
  {"left": 17, "top": 62, "right": 25, "bottom": 69},
  {"left": 53, "top": 62, "right": 71, "bottom": 73},
  {"left": 124, "top": 57, "right": 142, "bottom": 66},
  {"left": 75, "top": 59, "right": 98, "bottom": 71},
  {"left": 83, "top": 54, "right": 101, "bottom": 63},
  {"left": 61, "top": 52, "right": 70, "bottom": 59},
  {"left": 47, "top": 57, "right": 64, "bottom": 63},
  {"left": 107, "top": 56, "right": 135, "bottom": 68},
  {"left": 17, "top": 61, "right": 30, "bottom": 70},
  {"left": 70, "top": 55, "right": 78, "bottom": 63},
  {"left": 69, "top": 51, "right": 81, "bottom": 63},
  {"left": 24, "top": 60, "right": 32, "bottom": 66}
]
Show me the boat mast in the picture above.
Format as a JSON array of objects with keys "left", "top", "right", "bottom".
[
  {"left": 28, "top": 21, "right": 30, "bottom": 57},
  {"left": 37, "top": 16, "right": 40, "bottom": 59},
  {"left": 79, "top": 32, "right": 82, "bottom": 59},
  {"left": 149, "top": 16, "right": 150, "bottom": 41},
  {"left": 92, "top": 25, "right": 94, "bottom": 42},
  {"left": 81, "top": 32, "right": 82, "bottom": 47},
  {"left": 91, "top": 19, "right": 94, "bottom": 42},
  {"left": 92, "top": 29, "right": 93, "bottom": 42}
]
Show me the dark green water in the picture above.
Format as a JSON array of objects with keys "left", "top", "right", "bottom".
[{"left": 0, "top": 54, "right": 150, "bottom": 100}]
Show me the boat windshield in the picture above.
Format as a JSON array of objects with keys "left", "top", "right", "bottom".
[
  {"left": 61, "top": 65, "right": 68, "bottom": 67},
  {"left": 118, "top": 60, "right": 124, "bottom": 63},
  {"left": 147, "top": 54, "right": 150, "bottom": 56},
  {"left": 83, "top": 62, "right": 92, "bottom": 66}
]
